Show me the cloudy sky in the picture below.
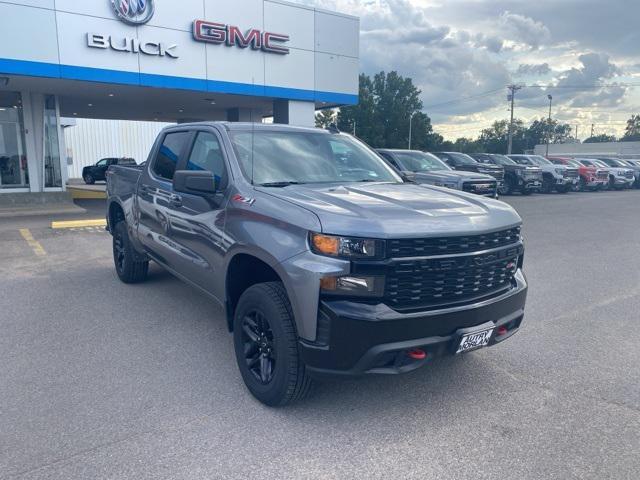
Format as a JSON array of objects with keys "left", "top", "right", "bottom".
[{"left": 297, "top": 0, "right": 640, "bottom": 140}]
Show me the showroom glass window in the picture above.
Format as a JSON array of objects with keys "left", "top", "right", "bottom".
[
  {"left": 44, "top": 95, "right": 63, "bottom": 188},
  {"left": 0, "top": 92, "right": 29, "bottom": 189}
]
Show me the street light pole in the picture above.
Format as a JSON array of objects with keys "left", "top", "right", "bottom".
[
  {"left": 408, "top": 112, "right": 416, "bottom": 150},
  {"left": 545, "top": 94, "right": 553, "bottom": 157}
]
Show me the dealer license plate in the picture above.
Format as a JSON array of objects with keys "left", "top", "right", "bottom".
[{"left": 456, "top": 328, "right": 494, "bottom": 354}]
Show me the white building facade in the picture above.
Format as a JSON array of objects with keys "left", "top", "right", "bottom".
[{"left": 0, "top": 0, "right": 359, "bottom": 193}]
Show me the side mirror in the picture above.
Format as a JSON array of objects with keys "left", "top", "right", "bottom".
[{"left": 173, "top": 170, "right": 217, "bottom": 195}]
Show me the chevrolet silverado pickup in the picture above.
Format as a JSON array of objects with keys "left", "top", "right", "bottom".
[
  {"left": 432, "top": 151, "right": 505, "bottom": 189},
  {"left": 508, "top": 154, "right": 579, "bottom": 193},
  {"left": 580, "top": 158, "right": 634, "bottom": 190},
  {"left": 377, "top": 149, "right": 498, "bottom": 197},
  {"left": 106, "top": 122, "right": 528, "bottom": 406},
  {"left": 469, "top": 153, "right": 542, "bottom": 195},
  {"left": 548, "top": 157, "right": 608, "bottom": 191}
]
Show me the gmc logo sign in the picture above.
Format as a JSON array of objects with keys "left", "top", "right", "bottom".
[{"left": 193, "top": 20, "right": 290, "bottom": 55}]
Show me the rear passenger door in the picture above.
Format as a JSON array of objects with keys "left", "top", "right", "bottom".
[
  {"left": 137, "top": 129, "right": 193, "bottom": 273},
  {"left": 167, "top": 128, "right": 230, "bottom": 300}
]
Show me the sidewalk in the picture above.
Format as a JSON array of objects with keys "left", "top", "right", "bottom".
[{"left": 0, "top": 192, "right": 86, "bottom": 219}]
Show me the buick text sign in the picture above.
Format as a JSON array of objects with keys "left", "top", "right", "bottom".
[{"left": 193, "top": 20, "right": 290, "bottom": 55}]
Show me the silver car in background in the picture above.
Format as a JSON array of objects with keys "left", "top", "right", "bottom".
[{"left": 377, "top": 149, "right": 499, "bottom": 198}]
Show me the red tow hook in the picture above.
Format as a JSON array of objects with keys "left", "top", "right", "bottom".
[
  {"left": 407, "top": 348, "right": 427, "bottom": 360},
  {"left": 497, "top": 326, "right": 509, "bottom": 336}
]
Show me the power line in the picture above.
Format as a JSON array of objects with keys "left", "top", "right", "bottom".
[{"left": 423, "top": 88, "right": 504, "bottom": 110}]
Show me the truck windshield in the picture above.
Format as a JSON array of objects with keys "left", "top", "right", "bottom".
[
  {"left": 229, "top": 131, "right": 402, "bottom": 185},
  {"left": 444, "top": 152, "right": 477, "bottom": 165},
  {"left": 528, "top": 155, "right": 553, "bottom": 166},
  {"left": 489, "top": 154, "right": 517, "bottom": 166},
  {"left": 393, "top": 151, "right": 450, "bottom": 172}
]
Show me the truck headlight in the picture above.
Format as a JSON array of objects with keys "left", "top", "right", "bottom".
[
  {"left": 310, "top": 233, "right": 381, "bottom": 259},
  {"left": 320, "top": 275, "right": 385, "bottom": 297}
]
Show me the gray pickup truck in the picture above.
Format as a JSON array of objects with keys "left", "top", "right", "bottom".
[{"left": 106, "top": 122, "right": 528, "bottom": 406}]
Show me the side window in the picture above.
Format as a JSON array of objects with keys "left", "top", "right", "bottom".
[
  {"left": 96, "top": 159, "right": 108, "bottom": 167},
  {"left": 153, "top": 131, "right": 190, "bottom": 181},
  {"left": 185, "top": 131, "right": 226, "bottom": 187}
]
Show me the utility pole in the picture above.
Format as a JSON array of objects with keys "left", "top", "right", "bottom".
[
  {"left": 408, "top": 111, "right": 416, "bottom": 150},
  {"left": 545, "top": 94, "right": 553, "bottom": 157},
  {"left": 575, "top": 125, "right": 579, "bottom": 142},
  {"left": 507, "top": 84, "right": 521, "bottom": 155},
  {"left": 590, "top": 123, "right": 595, "bottom": 138}
]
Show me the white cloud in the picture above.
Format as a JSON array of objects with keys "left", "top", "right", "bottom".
[{"left": 293, "top": 0, "right": 638, "bottom": 138}]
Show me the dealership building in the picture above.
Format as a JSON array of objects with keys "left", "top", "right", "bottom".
[{"left": 0, "top": 0, "right": 359, "bottom": 194}]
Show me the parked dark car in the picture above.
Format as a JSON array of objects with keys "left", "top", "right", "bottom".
[
  {"left": 469, "top": 153, "right": 542, "bottom": 195},
  {"left": 432, "top": 151, "right": 505, "bottom": 187},
  {"left": 83, "top": 157, "right": 136, "bottom": 184}
]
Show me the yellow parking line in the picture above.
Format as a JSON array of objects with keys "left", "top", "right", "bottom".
[
  {"left": 19, "top": 228, "right": 47, "bottom": 257},
  {"left": 51, "top": 219, "right": 107, "bottom": 229}
]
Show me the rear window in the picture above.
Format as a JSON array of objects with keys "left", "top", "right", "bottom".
[{"left": 119, "top": 158, "right": 136, "bottom": 165}]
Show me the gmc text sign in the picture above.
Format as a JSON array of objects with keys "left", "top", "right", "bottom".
[{"left": 193, "top": 20, "right": 290, "bottom": 55}]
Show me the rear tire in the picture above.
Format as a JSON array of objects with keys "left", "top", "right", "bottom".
[
  {"left": 233, "top": 282, "right": 312, "bottom": 407},
  {"left": 113, "top": 221, "right": 149, "bottom": 283}
]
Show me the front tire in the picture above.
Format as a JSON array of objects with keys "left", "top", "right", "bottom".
[
  {"left": 233, "top": 282, "right": 312, "bottom": 407},
  {"left": 84, "top": 173, "right": 95, "bottom": 185},
  {"left": 113, "top": 221, "right": 149, "bottom": 283}
]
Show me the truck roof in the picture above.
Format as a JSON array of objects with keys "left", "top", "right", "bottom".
[{"left": 165, "top": 121, "right": 331, "bottom": 135}]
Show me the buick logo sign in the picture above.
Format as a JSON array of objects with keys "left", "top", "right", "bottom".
[{"left": 111, "top": 0, "right": 155, "bottom": 25}]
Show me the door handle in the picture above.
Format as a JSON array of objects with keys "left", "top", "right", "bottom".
[{"left": 169, "top": 194, "right": 183, "bottom": 207}]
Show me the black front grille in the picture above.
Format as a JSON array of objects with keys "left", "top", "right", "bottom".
[
  {"left": 479, "top": 169, "right": 504, "bottom": 181},
  {"left": 565, "top": 169, "right": 579, "bottom": 178},
  {"left": 462, "top": 181, "right": 497, "bottom": 195},
  {"left": 523, "top": 172, "right": 542, "bottom": 181},
  {"left": 385, "top": 248, "right": 521, "bottom": 311},
  {"left": 625, "top": 171, "right": 634, "bottom": 179},
  {"left": 597, "top": 172, "right": 608, "bottom": 180},
  {"left": 387, "top": 227, "right": 521, "bottom": 258}
]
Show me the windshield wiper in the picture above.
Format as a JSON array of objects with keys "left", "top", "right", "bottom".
[{"left": 258, "top": 181, "right": 304, "bottom": 187}]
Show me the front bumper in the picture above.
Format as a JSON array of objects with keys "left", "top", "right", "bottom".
[
  {"left": 557, "top": 176, "right": 579, "bottom": 185},
  {"left": 300, "top": 270, "right": 528, "bottom": 376}
]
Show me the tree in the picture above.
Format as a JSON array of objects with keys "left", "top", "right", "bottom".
[
  {"left": 584, "top": 134, "right": 617, "bottom": 143},
  {"left": 523, "top": 118, "right": 574, "bottom": 151},
  {"left": 477, "top": 119, "right": 526, "bottom": 153},
  {"left": 315, "top": 109, "right": 336, "bottom": 129},
  {"left": 622, "top": 114, "right": 640, "bottom": 141},
  {"left": 337, "top": 71, "right": 437, "bottom": 150}
]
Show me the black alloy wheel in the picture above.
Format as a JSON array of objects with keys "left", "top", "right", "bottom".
[
  {"left": 84, "top": 173, "right": 95, "bottom": 185},
  {"left": 112, "top": 221, "right": 149, "bottom": 283},
  {"left": 241, "top": 310, "right": 277, "bottom": 384},
  {"left": 233, "top": 282, "right": 312, "bottom": 406},
  {"left": 114, "top": 231, "right": 126, "bottom": 274}
]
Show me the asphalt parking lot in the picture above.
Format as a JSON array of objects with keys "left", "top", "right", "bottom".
[{"left": 1, "top": 192, "right": 639, "bottom": 480}]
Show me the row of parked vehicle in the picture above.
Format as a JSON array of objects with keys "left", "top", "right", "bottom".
[{"left": 376, "top": 149, "right": 640, "bottom": 198}]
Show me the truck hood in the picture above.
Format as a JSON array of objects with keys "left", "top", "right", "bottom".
[
  {"left": 412, "top": 170, "right": 495, "bottom": 182},
  {"left": 259, "top": 182, "right": 521, "bottom": 238}
]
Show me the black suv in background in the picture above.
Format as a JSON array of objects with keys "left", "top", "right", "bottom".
[
  {"left": 432, "top": 151, "right": 505, "bottom": 187},
  {"left": 83, "top": 157, "right": 137, "bottom": 184},
  {"left": 469, "top": 153, "right": 542, "bottom": 195}
]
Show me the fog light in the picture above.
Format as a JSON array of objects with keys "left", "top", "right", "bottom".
[{"left": 320, "top": 275, "right": 384, "bottom": 297}]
